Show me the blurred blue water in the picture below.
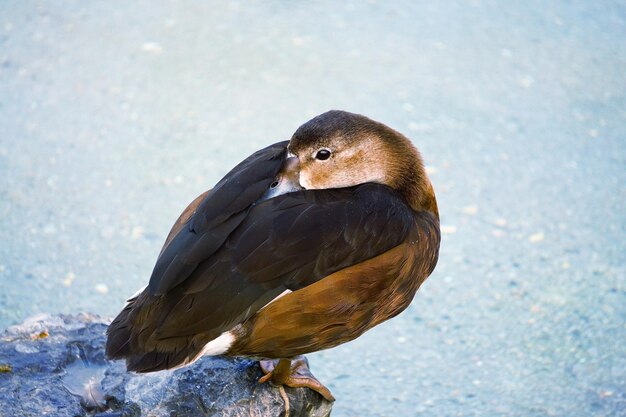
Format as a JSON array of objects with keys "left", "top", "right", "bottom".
[{"left": 0, "top": 1, "right": 624, "bottom": 416}]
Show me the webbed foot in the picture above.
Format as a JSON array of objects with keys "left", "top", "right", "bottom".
[{"left": 259, "top": 356, "right": 335, "bottom": 412}]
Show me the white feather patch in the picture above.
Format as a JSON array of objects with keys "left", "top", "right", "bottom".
[
  {"left": 171, "top": 331, "right": 236, "bottom": 370},
  {"left": 198, "top": 331, "right": 235, "bottom": 356}
]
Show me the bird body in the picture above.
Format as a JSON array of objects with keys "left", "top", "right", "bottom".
[{"left": 106, "top": 110, "right": 440, "bottom": 401}]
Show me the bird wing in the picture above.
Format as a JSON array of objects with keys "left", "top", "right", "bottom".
[
  {"left": 147, "top": 141, "right": 288, "bottom": 296},
  {"left": 150, "top": 182, "right": 416, "bottom": 341},
  {"left": 229, "top": 184, "right": 416, "bottom": 290}
]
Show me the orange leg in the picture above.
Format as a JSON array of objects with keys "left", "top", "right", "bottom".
[{"left": 259, "top": 356, "right": 336, "bottom": 405}]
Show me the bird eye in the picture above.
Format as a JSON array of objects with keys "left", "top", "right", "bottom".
[{"left": 315, "top": 149, "right": 331, "bottom": 161}]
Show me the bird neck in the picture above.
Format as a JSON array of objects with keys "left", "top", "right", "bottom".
[
  {"left": 400, "top": 172, "right": 439, "bottom": 220},
  {"left": 400, "top": 174, "right": 439, "bottom": 220},
  {"left": 385, "top": 141, "right": 439, "bottom": 219}
]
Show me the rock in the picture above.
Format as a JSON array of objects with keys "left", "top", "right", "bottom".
[{"left": 0, "top": 314, "right": 333, "bottom": 417}]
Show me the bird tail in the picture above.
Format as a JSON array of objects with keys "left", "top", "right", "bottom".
[
  {"left": 105, "top": 298, "right": 136, "bottom": 360},
  {"left": 105, "top": 295, "right": 202, "bottom": 372}
]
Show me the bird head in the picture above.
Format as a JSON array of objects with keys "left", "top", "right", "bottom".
[{"left": 276, "top": 110, "right": 438, "bottom": 215}]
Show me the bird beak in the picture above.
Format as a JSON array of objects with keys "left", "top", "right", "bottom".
[
  {"left": 281, "top": 156, "right": 303, "bottom": 190},
  {"left": 283, "top": 156, "right": 300, "bottom": 177}
]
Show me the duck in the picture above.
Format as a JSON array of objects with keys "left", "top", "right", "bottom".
[{"left": 106, "top": 110, "right": 440, "bottom": 405}]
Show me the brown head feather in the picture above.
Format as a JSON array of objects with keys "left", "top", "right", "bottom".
[{"left": 288, "top": 110, "right": 438, "bottom": 217}]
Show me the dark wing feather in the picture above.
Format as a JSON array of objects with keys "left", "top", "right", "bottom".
[
  {"left": 148, "top": 141, "right": 288, "bottom": 295},
  {"left": 231, "top": 184, "right": 415, "bottom": 289},
  {"left": 151, "top": 183, "right": 415, "bottom": 340}
]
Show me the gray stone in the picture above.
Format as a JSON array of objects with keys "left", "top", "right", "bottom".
[{"left": 0, "top": 314, "right": 333, "bottom": 417}]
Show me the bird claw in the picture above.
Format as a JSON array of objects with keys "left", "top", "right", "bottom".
[{"left": 259, "top": 356, "right": 336, "bottom": 403}]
